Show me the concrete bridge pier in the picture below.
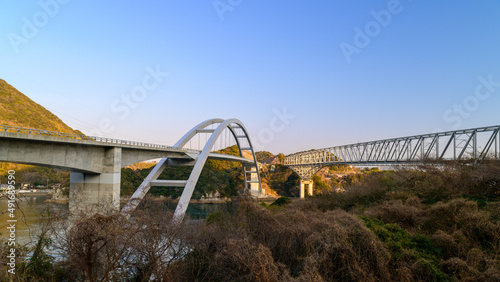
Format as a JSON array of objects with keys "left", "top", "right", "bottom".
[
  {"left": 69, "top": 147, "right": 122, "bottom": 215},
  {"left": 299, "top": 179, "right": 313, "bottom": 199}
]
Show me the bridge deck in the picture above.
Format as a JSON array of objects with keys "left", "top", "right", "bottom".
[{"left": 0, "top": 125, "right": 258, "bottom": 172}]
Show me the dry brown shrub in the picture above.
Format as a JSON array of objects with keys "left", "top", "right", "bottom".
[
  {"left": 364, "top": 198, "right": 425, "bottom": 229},
  {"left": 306, "top": 173, "right": 391, "bottom": 213},
  {"left": 423, "top": 198, "right": 500, "bottom": 252},
  {"left": 390, "top": 266, "right": 413, "bottom": 282},
  {"left": 55, "top": 197, "right": 193, "bottom": 281},
  {"left": 396, "top": 164, "right": 458, "bottom": 203},
  {"left": 61, "top": 213, "right": 138, "bottom": 281},
  {"left": 466, "top": 249, "right": 490, "bottom": 273},
  {"left": 240, "top": 202, "right": 391, "bottom": 280},
  {"left": 430, "top": 230, "right": 460, "bottom": 259},
  {"left": 442, "top": 257, "right": 479, "bottom": 280},
  {"left": 169, "top": 201, "right": 392, "bottom": 281},
  {"left": 127, "top": 199, "right": 193, "bottom": 281},
  {"left": 485, "top": 201, "right": 500, "bottom": 222},
  {"left": 299, "top": 210, "right": 391, "bottom": 281},
  {"left": 462, "top": 248, "right": 500, "bottom": 280},
  {"left": 166, "top": 224, "right": 289, "bottom": 281},
  {"left": 293, "top": 264, "right": 325, "bottom": 282},
  {"left": 396, "top": 162, "right": 500, "bottom": 202},
  {"left": 464, "top": 161, "right": 500, "bottom": 199},
  {"left": 482, "top": 266, "right": 500, "bottom": 281},
  {"left": 210, "top": 237, "right": 286, "bottom": 282}
]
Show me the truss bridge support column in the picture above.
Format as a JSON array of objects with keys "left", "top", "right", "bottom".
[{"left": 300, "top": 179, "right": 314, "bottom": 199}]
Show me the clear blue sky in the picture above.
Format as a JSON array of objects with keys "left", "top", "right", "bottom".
[{"left": 1, "top": 0, "right": 499, "bottom": 154}]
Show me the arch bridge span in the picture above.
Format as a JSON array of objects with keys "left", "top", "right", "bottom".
[
  {"left": 121, "top": 118, "right": 263, "bottom": 221},
  {"left": 284, "top": 125, "right": 500, "bottom": 198},
  {"left": 0, "top": 119, "right": 263, "bottom": 221}
]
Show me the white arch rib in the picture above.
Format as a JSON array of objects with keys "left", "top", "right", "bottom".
[{"left": 121, "top": 118, "right": 262, "bottom": 222}]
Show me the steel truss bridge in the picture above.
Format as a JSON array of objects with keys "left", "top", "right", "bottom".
[{"left": 284, "top": 125, "right": 500, "bottom": 197}]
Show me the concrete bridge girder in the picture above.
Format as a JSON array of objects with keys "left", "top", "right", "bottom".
[
  {"left": 0, "top": 135, "right": 104, "bottom": 173},
  {"left": 0, "top": 131, "right": 194, "bottom": 173},
  {"left": 0, "top": 130, "right": 198, "bottom": 214}
]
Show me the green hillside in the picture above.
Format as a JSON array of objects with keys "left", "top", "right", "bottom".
[
  {"left": 0, "top": 79, "right": 78, "bottom": 133},
  {"left": 0, "top": 79, "right": 80, "bottom": 182}
]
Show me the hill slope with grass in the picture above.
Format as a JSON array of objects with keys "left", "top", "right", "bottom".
[
  {"left": 0, "top": 79, "right": 81, "bottom": 182},
  {"left": 0, "top": 79, "right": 78, "bottom": 133}
]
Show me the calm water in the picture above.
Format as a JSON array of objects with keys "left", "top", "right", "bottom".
[
  {"left": 0, "top": 194, "right": 67, "bottom": 245},
  {"left": 0, "top": 194, "right": 226, "bottom": 245}
]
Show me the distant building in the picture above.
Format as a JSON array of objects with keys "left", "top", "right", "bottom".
[{"left": 20, "top": 183, "right": 33, "bottom": 189}]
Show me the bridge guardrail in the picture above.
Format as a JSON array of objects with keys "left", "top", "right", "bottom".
[{"left": 0, "top": 124, "right": 185, "bottom": 151}]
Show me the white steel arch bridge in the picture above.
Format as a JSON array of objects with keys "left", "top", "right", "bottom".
[
  {"left": 0, "top": 118, "right": 263, "bottom": 222},
  {"left": 284, "top": 125, "right": 500, "bottom": 198},
  {"left": 121, "top": 118, "right": 263, "bottom": 221}
]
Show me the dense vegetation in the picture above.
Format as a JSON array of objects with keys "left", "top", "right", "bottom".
[
  {"left": 255, "top": 151, "right": 285, "bottom": 164},
  {"left": 122, "top": 145, "right": 246, "bottom": 199},
  {"left": 121, "top": 146, "right": 299, "bottom": 198},
  {"left": 122, "top": 164, "right": 301, "bottom": 199},
  {"left": 0, "top": 163, "right": 70, "bottom": 188},
  {"left": 122, "top": 161, "right": 244, "bottom": 199},
  {"left": 1, "top": 161, "right": 499, "bottom": 281},
  {"left": 259, "top": 164, "right": 300, "bottom": 197}
]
